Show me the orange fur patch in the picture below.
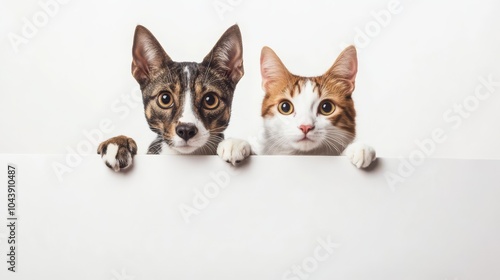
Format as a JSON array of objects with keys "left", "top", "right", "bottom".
[{"left": 260, "top": 46, "right": 358, "bottom": 136}]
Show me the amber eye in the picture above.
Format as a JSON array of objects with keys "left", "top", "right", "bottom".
[
  {"left": 157, "top": 92, "right": 174, "bottom": 109},
  {"left": 202, "top": 92, "right": 220, "bottom": 110},
  {"left": 319, "top": 100, "right": 336, "bottom": 115},
  {"left": 278, "top": 100, "right": 294, "bottom": 115}
]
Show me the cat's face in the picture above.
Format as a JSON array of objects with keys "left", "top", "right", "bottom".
[
  {"left": 260, "top": 46, "right": 357, "bottom": 154},
  {"left": 131, "top": 25, "right": 244, "bottom": 154}
]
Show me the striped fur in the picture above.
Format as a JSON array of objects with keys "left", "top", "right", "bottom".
[
  {"left": 217, "top": 45, "right": 375, "bottom": 168},
  {"left": 258, "top": 46, "right": 358, "bottom": 155},
  {"left": 134, "top": 24, "right": 244, "bottom": 155},
  {"left": 98, "top": 24, "right": 244, "bottom": 171}
]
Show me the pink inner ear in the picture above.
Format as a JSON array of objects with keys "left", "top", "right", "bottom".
[
  {"left": 131, "top": 56, "right": 147, "bottom": 85},
  {"left": 260, "top": 60, "right": 277, "bottom": 90},
  {"left": 227, "top": 46, "right": 244, "bottom": 84},
  {"left": 330, "top": 46, "right": 358, "bottom": 82},
  {"left": 201, "top": 25, "right": 244, "bottom": 85},
  {"left": 130, "top": 26, "right": 171, "bottom": 86},
  {"left": 344, "top": 58, "right": 358, "bottom": 81},
  {"left": 231, "top": 58, "right": 244, "bottom": 83},
  {"left": 345, "top": 47, "right": 358, "bottom": 81},
  {"left": 260, "top": 47, "right": 287, "bottom": 90},
  {"left": 132, "top": 48, "right": 149, "bottom": 77}
]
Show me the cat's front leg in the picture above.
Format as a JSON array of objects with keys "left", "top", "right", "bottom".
[
  {"left": 97, "top": 135, "right": 137, "bottom": 172},
  {"left": 217, "top": 138, "right": 252, "bottom": 166},
  {"left": 344, "top": 142, "right": 376, "bottom": 168}
]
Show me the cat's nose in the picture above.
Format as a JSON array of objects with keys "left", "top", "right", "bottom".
[
  {"left": 299, "top": 125, "right": 315, "bottom": 134},
  {"left": 176, "top": 123, "right": 198, "bottom": 141}
]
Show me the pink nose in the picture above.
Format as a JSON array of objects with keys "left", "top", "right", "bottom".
[{"left": 299, "top": 125, "right": 314, "bottom": 134}]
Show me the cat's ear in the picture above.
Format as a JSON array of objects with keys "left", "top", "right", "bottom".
[
  {"left": 202, "top": 24, "right": 244, "bottom": 86},
  {"left": 131, "top": 25, "right": 172, "bottom": 87},
  {"left": 326, "top": 45, "right": 358, "bottom": 91},
  {"left": 260, "top": 46, "right": 290, "bottom": 92}
]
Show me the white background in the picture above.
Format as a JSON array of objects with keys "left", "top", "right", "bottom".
[
  {"left": 1, "top": 0, "right": 499, "bottom": 158},
  {"left": 1, "top": 2, "right": 500, "bottom": 279}
]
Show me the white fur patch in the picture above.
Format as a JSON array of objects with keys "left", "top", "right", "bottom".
[
  {"left": 102, "top": 143, "right": 119, "bottom": 171},
  {"left": 261, "top": 80, "right": 320, "bottom": 153},
  {"left": 260, "top": 80, "right": 354, "bottom": 155},
  {"left": 170, "top": 66, "right": 210, "bottom": 154},
  {"left": 217, "top": 138, "right": 252, "bottom": 165},
  {"left": 344, "top": 142, "right": 376, "bottom": 168},
  {"left": 293, "top": 81, "right": 317, "bottom": 127},
  {"left": 179, "top": 67, "right": 196, "bottom": 124},
  {"left": 179, "top": 94, "right": 196, "bottom": 124}
]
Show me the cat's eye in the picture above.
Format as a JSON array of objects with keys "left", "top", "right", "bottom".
[
  {"left": 278, "top": 101, "right": 294, "bottom": 115},
  {"left": 319, "top": 100, "right": 336, "bottom": 116},
  {"left": 202, "top": 92, "right": 220, "bottom": 110},
  {"left": 157, "top": 91, "right": 174, "bottom": 109}
]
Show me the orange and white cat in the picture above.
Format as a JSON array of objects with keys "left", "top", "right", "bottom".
[{"left": 217, "top": 45, "right": 376, "bottom": 168}]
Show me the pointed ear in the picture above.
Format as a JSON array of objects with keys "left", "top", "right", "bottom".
[
  {"left": 325, "top": 45, "right": 358, "bottom": 91},
  {"left": 131, "top": 25, "right": 171, "bottom": 87},
  {"left": 202, "top": 24, "right": 244, "bottom": 86},
  {"left": 260, "top": 46, "right": 291, "bottom": 92}
]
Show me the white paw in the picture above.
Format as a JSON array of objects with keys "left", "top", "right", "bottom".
[
  {"left": 97, "top": 136, "right": 137, "bottom": 172},
  {"left": 344, "top": 142, "right": 376, "bottom": 168},
  {"left": 217, "top": 138, "right": 252, "bottom": 166}
]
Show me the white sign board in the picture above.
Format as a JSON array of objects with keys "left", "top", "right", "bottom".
[{"left": 0, "top": 155, "right": 499, "bottom": 279}]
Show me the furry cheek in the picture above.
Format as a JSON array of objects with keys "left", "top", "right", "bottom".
[
  {"left": 200, "top": 105, "right": 230, "bottom": 134},
  {"left": 163, "top": 123, "right": 177, "bottom": 142},
  {"left": 264, "top": 113, "right": 296, "bottom": 138}
]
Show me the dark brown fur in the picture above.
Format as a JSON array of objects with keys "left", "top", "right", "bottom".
[
  {"left": 131, "top": 24, "right": 244, "bottom": 155},
  {"left": 97, "top": 24, "right": 244, "bottom": 171}
]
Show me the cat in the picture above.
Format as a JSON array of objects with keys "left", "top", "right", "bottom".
[
  {"left": 217, "top": 45, "right": 376, "bottom": 168},
  {"left": 98, "top": 24, "right": 244, "bottom": 171}
]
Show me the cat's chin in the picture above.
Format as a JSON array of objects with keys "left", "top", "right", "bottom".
[
  {"left": 292, "top": 139, "right": 321, "bottom": 152},
  {"left": 171, "top": 144, "right": 201, "bottom": 154}
]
